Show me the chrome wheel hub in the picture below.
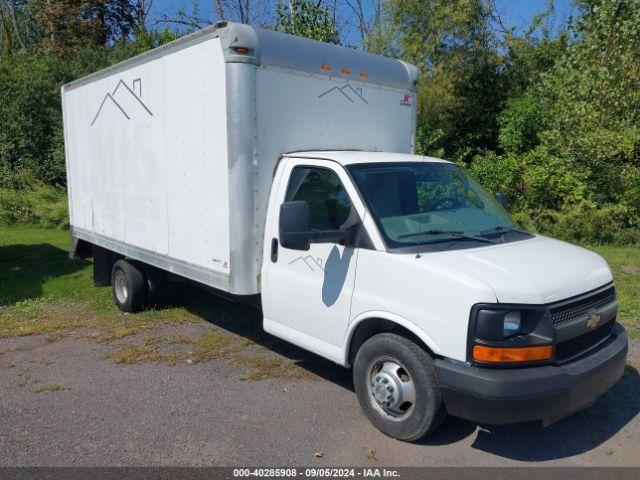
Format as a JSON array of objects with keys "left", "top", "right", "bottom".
[
  {"left": 368, "top": 359, "right": 416, "bottom": 420},
  {"left": 114, "top": 269, "right": 128, "bottom": 304}
]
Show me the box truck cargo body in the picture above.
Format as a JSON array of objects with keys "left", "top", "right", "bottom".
[
  {"left": 62, "top": 22, "right": 417, "bottom": 295},
  {"left": 63, "top": 23, "right": 627, "bottom": 442}
]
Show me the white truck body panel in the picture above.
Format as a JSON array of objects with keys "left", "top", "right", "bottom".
[
  {"left": 64, "top": 37, "right": 232, "bottom": 289},
  {"left": 62, "top": 23, "right": 418, "bottom": 295},
  {"left": 253, "top": 67, "right": 415, "bottom": 262}
]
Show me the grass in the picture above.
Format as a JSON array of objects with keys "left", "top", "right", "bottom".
[
  {"left": 32, "top": 384, "right": 69, "bottom": 393},
  {"left": 108, "top": 344, "right": 182, "bottom": 366},
  {"left": 0, "top": 225, "right": 312, "bottom": 380},
  {"left": 189, "top": 330, "right": 232, "bottom": 363},
  {"left": 232, "top": 354, "right": 309, "bottom": 381},
  {"left": 1, "top": 225, "right": 638, "bottom": 359},
  {"left": 591, "top": 245, "right": 640, "bottom": 338},
  {"left": 0, "top": 225, "right": 216, "bottom": 340},
  {"left": 363, "top": 446, "right": 378, "bottom": 461}
]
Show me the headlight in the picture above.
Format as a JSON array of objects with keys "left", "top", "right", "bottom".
[
  {"left": 471, "top": 306, "right": 553, "bottom": 364},
  {"left": 503, "top": 311, "right": 521, "bottom": 337},
  {"left": 475, "top": 308, "right": 523, "bottom": 341}
]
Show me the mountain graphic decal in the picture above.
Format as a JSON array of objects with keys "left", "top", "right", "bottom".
[
  {"left": 90, "top": 78, "right": 153, "bottom": 126},
  {"left": 289, "top": 255, "right": 325, "bottom": 272},
  {"left": 318, "top": 84, "right": 368, "bottom": 104}
]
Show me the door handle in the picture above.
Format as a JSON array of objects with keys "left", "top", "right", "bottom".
[{"left": 271, "top": 238, "right": 278, "bottom": 262}]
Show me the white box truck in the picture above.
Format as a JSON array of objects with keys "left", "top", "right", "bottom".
[{"left": 62, "top": 22, "right": 627, "bottom": 441}]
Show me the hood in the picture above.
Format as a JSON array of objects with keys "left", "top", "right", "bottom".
[{"left": 423, "top": 236, "right": 613, "bottom": 304}]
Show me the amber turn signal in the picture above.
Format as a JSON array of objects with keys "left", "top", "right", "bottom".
[
  {"left": 233, "top": 47, "right": 249, "bottom": 54},
  {"left": 473, "top": 345, "right": 553, "bottom": 363}
]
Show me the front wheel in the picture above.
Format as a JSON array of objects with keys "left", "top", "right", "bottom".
[{"left": 353, "top": 333, "right": 446, "bottom": 441}]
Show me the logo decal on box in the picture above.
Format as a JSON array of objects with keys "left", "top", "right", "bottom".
[
  {"left": 90, "top": 78, "right": 153, "bottom": 126},
  {"left": 319, "top": 84, "right": 368, "bottom": 104}
]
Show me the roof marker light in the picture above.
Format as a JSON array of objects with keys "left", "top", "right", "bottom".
[
  {"left": 360, "top": 71, "right": 369, "bottom": 78},
  {"left": 321, "top": 64, "right": 331, "bottom": 71},
  {"left": 341, "top": 68, "right": 350, "bottom": 75}
]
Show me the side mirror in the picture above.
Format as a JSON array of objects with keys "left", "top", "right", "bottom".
[
  {"left": 279, "top": 201, "right": 312, "bottom": 250},
  {"left": 279, "top": 201, "right": 358, "bottom": 250},
  {"left": 495, "top": 192, "right": 509, "bottom": 210}
]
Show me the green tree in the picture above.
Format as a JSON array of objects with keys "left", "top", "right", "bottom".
[
  {"left": 382, "top": 0, "right": 505, "bottom": 162},
  {"left": 471, "top": 0, "right": 640, "bottom": 243},
  {"left": 32, "top": 0, "right": 139, "bottom": 53},
  {"left": 0, "top": 27, "right": 176, "bottom": 187},
  {"left": 274, "top": 0, "right": 339, "bottom": 44}
]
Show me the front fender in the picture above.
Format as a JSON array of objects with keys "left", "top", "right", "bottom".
[{"left": 343, "top": 310, "right": 442, "bottom": 366}]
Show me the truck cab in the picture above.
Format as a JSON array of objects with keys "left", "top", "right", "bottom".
[{"left": 261, "top": 150, "right": 627, "bottom": 441}]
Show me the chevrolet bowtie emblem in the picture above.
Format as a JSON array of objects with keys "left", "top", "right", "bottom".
[{"left": 586, "top": 312, "right": 601, "bottom": 329}]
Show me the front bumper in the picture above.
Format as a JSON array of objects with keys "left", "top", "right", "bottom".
[{"left": 435, "top": 323, "right": 628, "bottom": 426}]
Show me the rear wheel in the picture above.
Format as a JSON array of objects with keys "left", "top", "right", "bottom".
[
  {"left": 111, "top": 260, "right": 147, "bottom": 313},
  {"left": 143, "top": 265, "right": 167, "bottom": 309},
  {"left": 353, "top": 333, "right": 446, "bottom": 441},
  {"left": 92, "top": 245, "right": 120, "bottom": 287}
]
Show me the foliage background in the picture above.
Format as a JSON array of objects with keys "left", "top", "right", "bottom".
[{"left": 0, "top": 0, "right": 638, "bottom": 244}]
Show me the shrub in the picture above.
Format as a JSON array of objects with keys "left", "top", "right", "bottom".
[
  {"left": 0, "top": 171, "right": 68, "bottom": 228},
  {"left": 528, "top": 203, "right": 639, "bottom": 245},
  {"left": 468, "top": 151, "right": 523, "bottom": 201}
]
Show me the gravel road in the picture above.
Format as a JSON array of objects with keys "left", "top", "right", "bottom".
[{"left": 1, "top": 316, "right": 639, "bottom": 467}]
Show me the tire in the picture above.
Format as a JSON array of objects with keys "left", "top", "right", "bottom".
[
  {"left": 92, "top": 245, "right": 119, "bottom": 287},
  {"left": 353, "top": 333, "right": 446, "bottom": 442},
  {"left": 143, "top": 265, "right": 166, "bottom": 309},
  {"left": 111, "top": 260, "right": 148, "bottom": 313}
]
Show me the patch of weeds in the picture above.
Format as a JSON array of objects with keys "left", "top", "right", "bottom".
[
  {"left": 167, "top": 333, "right": 193, "bottom": 345},
  {"left": 239, "top": 337, "right": 255, "bottom": 346},
  {"left": 232, "top": 354, "right": 309, "bottom": 381},
  {"left": 45, "top": 332, "right": 63, "bottom": 342},
  {"left": 136, "top": 307, "right": 202, "bottom": 326},
  {"left": 363, "top": 446, "right": 377, "bottom": 461},
  {"left": 33, "top": 384, "right": 69, "bottom": 393},
  {"left": 5, "top": 362, "right": 15, "bottom": 368},
  {"left": 0, "top": 300, "right": 86, "bottom": 338},
  {"left": 108, "top": 344, "right": 181, "bottom": 366},
  {"left": 190, "top": 330, "right": 231, "bottom": 363},
  {"left": 99, "top": 325, "right": 146, "bottom": 341},
  {"left": 142, "top": 335, "right": 163, "bottom": 346}
]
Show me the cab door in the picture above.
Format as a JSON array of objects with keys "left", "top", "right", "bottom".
[{"left": 261, "top": 158, "right": 367, "bottom": 363}]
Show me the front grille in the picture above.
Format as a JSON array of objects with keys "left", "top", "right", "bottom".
[
  {"left": 550, "top": 286, "right": 616, "bottom": 326},
  {"left": 555, "top": 320, "right": 614, "bottom": 361}
]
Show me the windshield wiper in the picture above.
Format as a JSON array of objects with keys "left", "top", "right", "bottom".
[
  {"left": 478, "top": 225, "right": 532, "bottom": 236},
  {"left": 398, "top": 229, "right": 497, "bottom": 244}
]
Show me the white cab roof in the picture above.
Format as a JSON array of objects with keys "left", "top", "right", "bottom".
[{"left": 283, "top": 151, "right": 452, "bottom": 166}]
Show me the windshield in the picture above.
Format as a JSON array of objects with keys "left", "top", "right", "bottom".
[{"left": 347, "top": 162, "right": 527, "bottom": 249}]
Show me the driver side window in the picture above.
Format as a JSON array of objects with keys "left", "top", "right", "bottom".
[{"left": 286, "top": 167, "right": 352, "bottom": 230}]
